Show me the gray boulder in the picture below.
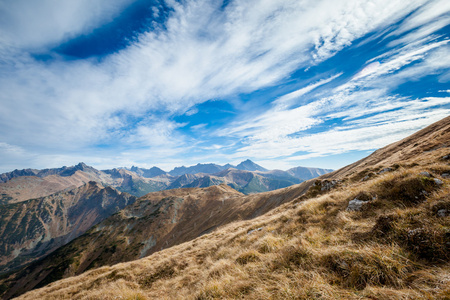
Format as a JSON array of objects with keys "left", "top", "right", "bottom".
[
  {"left": 434, "top": 178, "right": 444, "bottom": 186},
  {"left": 347, "top": 198, "right": 369, "bottom": 211},
  {"left": 437, "top": 209, "right": 448, "bottom": 217}
]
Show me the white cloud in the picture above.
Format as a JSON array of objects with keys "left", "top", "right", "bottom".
[
  {"left": 230, "top": 108, "right": 449, "bottom": 160},
  {"left": 273, "top": 73, "right": 342, "bottom": 110},
  {"left": 0, "top": 0, "right": 133, "bottom": 50},
  {"left": 0, "top": 142, "right": 26, "bottom": 155},
  {"left": 350, "top": 39, "right": 449, "bottom": 85},
  {"left": 125, "top": 119, "right": 187, "bottom": 147},
  {"left": 389, "top": 0, "right": 450, "bottom": 38}
]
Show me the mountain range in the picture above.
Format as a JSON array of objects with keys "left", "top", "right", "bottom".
[
  {"left": 0, "top": 160, "right": 332, "bottom": 202},
  {"left": 0, "top": 116, "right": 448, "bottom": 299}
]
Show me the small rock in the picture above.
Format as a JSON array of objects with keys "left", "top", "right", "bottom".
[
  {"left": 419, "top": 171, "right": 431, "bottom": 177},
  {"left": 437, "top": 209, "right": 447, "bottom": 217},
  {"left": 346, "top": 198, "right": 369, "bottom": 211},
  {"left": 378, "top": 168, "right": 393, "bottom": 174},
  {"left": 247, "top": 227, "right": 263, "bottom": 235},
  {"left": 320, "top": 180, "right": 338, "bottom": 191},
  {"left": 361, "top": 175, "right": 370, "bottom": 182},
  {"left": 434, "top": 178, "right": 444, "bottom": 185},
  {"left": 442, "top": 155, "right": 450, "bottom": 160},
  {"left": 407, "top": 228, "right": 424, "bottom": 237},
  {"left": 441, "top": 173, "right": 450, "bottom": 178}
]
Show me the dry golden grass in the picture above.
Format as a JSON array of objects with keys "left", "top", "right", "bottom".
[{"left": 15, "top": 146, "right": 450, "bottom": 300}]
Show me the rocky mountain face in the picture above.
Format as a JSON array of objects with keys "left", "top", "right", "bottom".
[{"left": 0, "top": 182, "right": 136, "bottom": 275}]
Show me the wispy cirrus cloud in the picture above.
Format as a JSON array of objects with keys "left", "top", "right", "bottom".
[{"left": 220, "top": 31, "right": 450, "bottom": 165}]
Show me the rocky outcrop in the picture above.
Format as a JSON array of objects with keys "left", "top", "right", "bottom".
[{"left": 347, "top": 198, "right": 369, "bottom": 211}]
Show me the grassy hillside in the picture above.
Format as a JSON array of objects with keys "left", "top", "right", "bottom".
[{"left": 11, "top": 117, "right": 450, "bottom": 299}]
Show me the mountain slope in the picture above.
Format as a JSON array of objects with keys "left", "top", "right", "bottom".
[
  {"left": 0, "top": 181, "right": 313, "bottom": 299},
  {"left": 0, "top": 182, "right": 136, "bottom": 275},
  {"left": 8, "top": 116, "right": 450, "bottom": 300},
  {"left": 0, "top": 171, "right": 111, "bottom": 204},
  {"left": 324, "top": 115, "right": 450, "bottom": 180}
]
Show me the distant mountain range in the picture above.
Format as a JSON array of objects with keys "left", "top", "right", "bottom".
[{"left": 0, "top": 160, "right": 333, "bottom": 202}]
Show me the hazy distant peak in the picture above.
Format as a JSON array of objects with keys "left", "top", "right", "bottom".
[
  {"left": 130, "top": 166, "right": 166, "bottom": 178},
  {"left": 236, "top": 159, "right": 268, "bottom": 172},
  {"left": 169, "top": 163, "right": 225, "bottom": 176},
  {"left": 286, "top": 166, "right": 334, "bottom": 180}
]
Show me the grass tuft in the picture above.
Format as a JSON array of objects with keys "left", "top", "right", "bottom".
[{"left": 235, "top": 250, "right": 260, "bottom": 265}]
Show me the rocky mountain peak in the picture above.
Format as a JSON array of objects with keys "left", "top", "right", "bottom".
[{"left": 75, "top": 162, "right": 89, "bottom": 169}]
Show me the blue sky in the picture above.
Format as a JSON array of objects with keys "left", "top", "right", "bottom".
[{"left": 0, "top": 0, "right": 449, "bottom": 173}]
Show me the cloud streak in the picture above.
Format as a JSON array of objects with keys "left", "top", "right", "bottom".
[{"left": 219, "top": 27, "right": 450, "bottom": 164}]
